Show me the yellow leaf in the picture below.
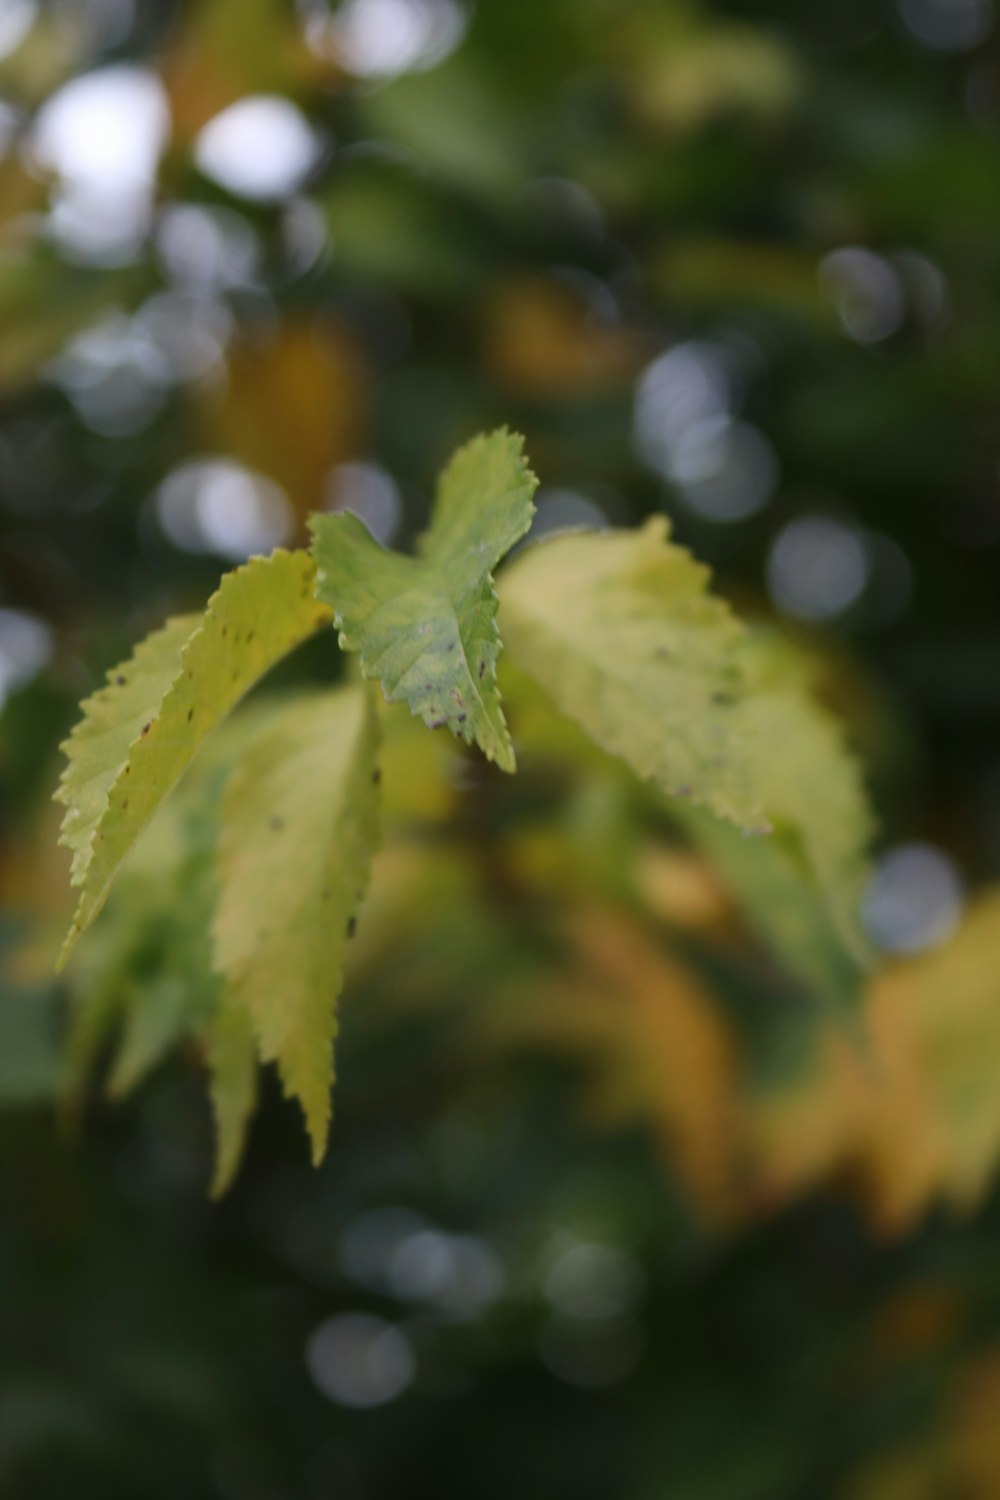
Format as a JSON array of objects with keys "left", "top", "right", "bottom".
[
  {"left": 205, "top": 321, "right": 367, "bottom": 519},
  {"left": 213, "top": 688, "right": 380, "bottom": 1163}
]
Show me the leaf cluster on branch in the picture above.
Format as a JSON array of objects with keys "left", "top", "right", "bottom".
[{"left": 55, "top": 429, "right": 875, "bottom": 1194}]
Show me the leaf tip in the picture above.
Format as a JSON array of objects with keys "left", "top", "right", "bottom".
[{"left": 307, "top": 1116, "right": 330, "bottom": 1169}]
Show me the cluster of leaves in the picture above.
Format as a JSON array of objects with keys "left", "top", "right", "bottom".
[
  {"left": 56, "top": 429, "right": 876, "bottom": 1195},
  {"left": 3, "top": 2, "right": 1000, "bottom": 1492}
]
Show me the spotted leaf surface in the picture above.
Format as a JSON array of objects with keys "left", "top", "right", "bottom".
[
  {"left": 499, "top": 518, "right": 765, "bottom": 829},
  {"left": 55, "top": 550, "right": 330, "bottom": 966},
  {"left": 310, "top": 428, "right": 537, "bottom": 772}
]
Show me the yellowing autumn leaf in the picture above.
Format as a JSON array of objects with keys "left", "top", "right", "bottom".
[
  {"left": 213, "top": 687, "right": 381, "bottom": 1164},
  {"left": 499, "top": 519, "right": 763, "bottom": 828},
  {"left": 55, "top": 550, "right": 330, "bottom": 964}
]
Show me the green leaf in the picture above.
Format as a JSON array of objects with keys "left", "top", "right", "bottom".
[
  {"left": 499, "top": 518, "right": 766, "bottom": 829},
  {"left": 206, "top": 1001, "right": 258, "bottom": 1199},
  {"left": 55, "top": 550, "right": 331, "bottom": 967},
  {"left": 213, "top": 687, "right": 381, "bottom": 1164},
  {"left": 310, "top": 428, "right": 537, "bottom": 772}
]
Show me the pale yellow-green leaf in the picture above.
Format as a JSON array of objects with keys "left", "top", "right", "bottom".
[
  {"left": 57, "top": 614, "right": 197, "bottom": 894},
  {"left": 310, "top": 428, "right": 537, "bottom": 772},
  {"left": 55, "top": 550, "right": 331, "bottom": 966},
  {"left": 213, "top": 687, "right": 381, "bottom": 1164},
  {"left": 499, "top": 518, "right": 764, "bottom": 829},
  {"left": 678, "top": 633, "right": 874, "bottom": 1006}
]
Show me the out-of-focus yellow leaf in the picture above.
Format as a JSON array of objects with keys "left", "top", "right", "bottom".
[
  {"left": 488, "top": 907, "right": 743, "bottom": 1225},
  {"left": 635, "top": 846, "right": 733, "bottom": 933},
  {"left": 742, "top": 891, "right": 1000, "bottom": 1232},
  {"left": 480, "top": 867, "right": 1000, "bottom": 1233},
  {"left": 621, "top": 12, "right": 800, "bottom": 132},
  {"left": 204, "top": 320, "right": 367, "bottom": 520},
  {"left": 483, "top": 275, "right": 643, "bottom": 397},
  {"left": 858, "top": 893, "right": 1000, "bottom": 1222}
]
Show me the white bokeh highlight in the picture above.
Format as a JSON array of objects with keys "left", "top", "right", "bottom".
[
  {"left": 307, "top": 0, "right": 466, "bottom": 78},
  {"left": 0, "top": 608, "right": 52, "bottom": 709},
  {"left": 863, "top": 843, "right": 965, "bottom": 954},
  {"left": 156, "top": 459, "right": 293, "bottom": 561},
  {"left": 195, "top": 96, "right": 323, "bottom": 203},
  {"left": 634, "top": 342, "right": 777, "bottom": 522},
  {"left": 325, "top": 461, "right": 403, "bottom": 546},
  {"left": 820, "top": 248, "right": 906, "bottom": 345},
  {"left": 0, "top": 0, "right": 35, "bottom": 63},
  {"left": 767, "top": 516, "right": 872, "bottom": 622},
  {"left": 306, "top": 1313, "right": 415, "bottom": 1408},
  {"left": 30, "top": 64, "right": 169, "bottom": 264}
]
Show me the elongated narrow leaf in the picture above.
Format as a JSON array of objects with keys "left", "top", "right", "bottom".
[
  {"left": 62, "top": 734, "right": 230, "bottom": 1116},
  {"left": 55, "top": 550, "right": 330, "bottom": 965},
  {"left": 206, "top": 1001, "right": 258, "bottom": 1199},
  {"left": 57, "top": 615, "right": 198, "bottom": 894},
  {"left": 310, "top": 428, "right": 537, "bottom": 771},
  {"left": 499, "top": 518, "right": 764, "bottom": 828},
  {"left": 213, "top": 687, "right": 381, "bottom": 1163}
]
